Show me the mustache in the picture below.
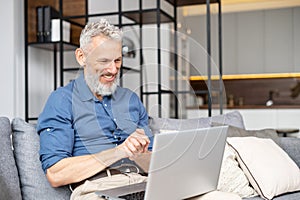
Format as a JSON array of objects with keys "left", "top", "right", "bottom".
[{"left": 98, "top": 70, "right": 119, "bottom": 78}]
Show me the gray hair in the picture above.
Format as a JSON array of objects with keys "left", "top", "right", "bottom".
[{"left": 79, "top": 19, "right": 122, "bottom": 52}]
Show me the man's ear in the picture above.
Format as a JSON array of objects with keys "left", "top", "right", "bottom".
[{"left": 75, "top": 48, "right": 86, "bottom": 66}]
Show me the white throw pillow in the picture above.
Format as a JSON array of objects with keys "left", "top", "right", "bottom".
[{"left": 227, "top": 137, "right": 300, "bottom": 200}]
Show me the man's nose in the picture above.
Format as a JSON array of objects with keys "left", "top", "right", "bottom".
[{"left": 106, "top": 61, "right": 118, "bottom": 74}]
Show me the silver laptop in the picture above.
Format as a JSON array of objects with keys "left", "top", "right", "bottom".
[{"left": 95, "top": 126, "right": 228, "bottom": 200}]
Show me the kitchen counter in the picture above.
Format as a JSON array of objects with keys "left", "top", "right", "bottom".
[
  {"left": 186, "top": 107, "right": 300, "bottom": 136},
  {"left": 190, "top": 105, "right": 300, "bottom": 109}
]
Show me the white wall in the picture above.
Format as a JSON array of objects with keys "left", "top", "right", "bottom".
[
  {"left": 0, "top": 0, "right": 24, "bottom": 119},
  {"left": 0, "top": 1, "right": 14, "bottom": 118},
  {"left": 183, "top": 7, "right": 300, "bottom": 75}
]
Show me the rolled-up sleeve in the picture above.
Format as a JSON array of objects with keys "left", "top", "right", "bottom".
[
  {"left": 37, "top": 88, "right": 74, "bottom": 173},
  {"left": 133, "top": 93, "right": 154, "bottom": 150}
]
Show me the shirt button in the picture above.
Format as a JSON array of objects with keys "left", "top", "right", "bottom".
[
  {"left": 114, "top": 118, "right": 116, "bottom": 121},
  {"left": 104, "top": 104, "right": 107, "bottom": 107},
  {"left": 46, "top": 128, "right": 51, "bottom": 132}
]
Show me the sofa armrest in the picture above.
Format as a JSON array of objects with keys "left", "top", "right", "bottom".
[
  {"left": 278, "top": 137, "right": 300, "bottom": 168},
  {"left": 0, "top": 117, "right": 22, "bottom": 200}
]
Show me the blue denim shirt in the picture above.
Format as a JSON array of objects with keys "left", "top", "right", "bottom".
[{"left": 37, "top": 72, "right": 153, "bottom": 172}]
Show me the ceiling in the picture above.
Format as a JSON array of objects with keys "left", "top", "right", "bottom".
[{"left": 182, "top": 0, "right": 300, "bottom": 16}]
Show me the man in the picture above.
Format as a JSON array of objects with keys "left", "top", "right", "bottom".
[{"left": 37, "top": 19, "right": 153, "bottom": 199}]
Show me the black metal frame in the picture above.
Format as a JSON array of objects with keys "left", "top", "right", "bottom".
[
  {"left": 200, "top": 0, "right": 223, "bottom": 117},
  {"left": 24, "top": 0, "right": 29, "bottom": 121},
  {"left": 24, "top": 0, "right": 222, "bottom": 121},
  {"left": 24, "top": 0, "right": 86, "bottom": 121}
]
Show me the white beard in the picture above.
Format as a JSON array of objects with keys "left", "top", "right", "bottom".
[{"left": 85, "top": 70, "right": 119, "bottom": 96}]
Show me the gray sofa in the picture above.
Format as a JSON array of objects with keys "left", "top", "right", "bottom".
[{"left": 0, "top": 111, "right": 299, "bottom": 200}]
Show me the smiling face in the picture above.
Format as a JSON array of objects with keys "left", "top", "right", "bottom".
[{"left": 76, "top": 35, "right": 122, "bottom": 97}]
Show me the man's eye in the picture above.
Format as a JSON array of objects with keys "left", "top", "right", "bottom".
[{"left": 97, "top": 60, "right": 110, "bottom": 64}]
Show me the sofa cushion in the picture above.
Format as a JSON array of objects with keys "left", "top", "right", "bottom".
[
  {"left": 227, "top": 137, "right": 300, "bottom": 200},
  {"left": 278, "top": 137, "right": 300, "bottom": 168},
  {"left": 0, "top": 117, "right": 22, "bottom": 200},
  {"left": 11, "top": 118, "right": 71, "bottom": 200},
  {"left": 189, "top": 190, "right": 242, "bottom": 200},
  {"left": 149, "top": 111, "right": 245, "bottom": 134},
  {"left": 211, "top": 124, "right": 280, "bottom": 144}
]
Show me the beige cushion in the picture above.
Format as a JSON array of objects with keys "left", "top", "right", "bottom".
[
  {"left": 227, "top": 137, "right": 300, "bottom": 200},
  {"left": 217, "top": 144, "right": 257, "bottom": 198}
]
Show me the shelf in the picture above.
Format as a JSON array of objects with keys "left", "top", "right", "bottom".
[
  {"left": 191, "top": 74, "right": 300, "bottom": 106},
  {"left": 190, "top": 73, "right": 300, "bottom": 81},
  {"left": 191, "top": 105, "right": 300, "bottom": 110},
  {"left": 142, "top": 90, "right": 209, "bottom": 95},
  {"left": 63, "top": 67, "right": 82, "bottom": 72},
  {"left": 122, "top": 66, "right": 140, "bottom": 73},
  {"left": 123, "top": 9, "right": 174, "bottom": 24},
  {"left": 26, "top": 0, "right": 86, "bottom": 44},
  {"left": 166, "top": 0, "right": 219, "bottom": 7},
  {"left": 61, "top": 66, "right": 142, "bottom": 74},
  {"left": 28, "top": 42, "right": 78, "bottom": 51}
]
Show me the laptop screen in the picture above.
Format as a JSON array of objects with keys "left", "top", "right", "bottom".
[{"left": 145, "top": 126, "right": 228, "bottom": 200}]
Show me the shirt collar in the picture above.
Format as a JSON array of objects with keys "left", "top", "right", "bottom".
[{"left": 74, "top": 71, "right": 94, "bottom": 101}]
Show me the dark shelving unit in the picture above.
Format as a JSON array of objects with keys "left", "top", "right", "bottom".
[
  {"left": 24, "top": 0, "right": 86, "bottom": 121},
  {"left": 28, "top": 42, "right": 78, "bottom": 51},
  {"left": 24, "top": 0, "right": 222, "bottom": 121}
]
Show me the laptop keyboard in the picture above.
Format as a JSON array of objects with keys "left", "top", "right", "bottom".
[{"left": 119, "top": 191, "right": 145, "bottom": 200}]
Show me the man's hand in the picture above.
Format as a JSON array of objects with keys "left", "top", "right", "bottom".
[{"left": 117, "top": 129, "right": 150, "bottom": 158}]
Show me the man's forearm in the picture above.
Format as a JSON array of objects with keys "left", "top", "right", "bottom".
[{"left": 46, "top": 146, "right": 127, "bottom": 187}]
